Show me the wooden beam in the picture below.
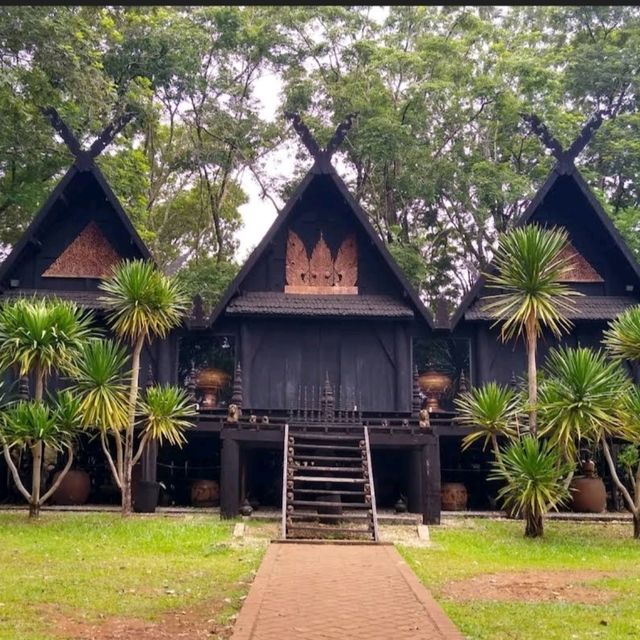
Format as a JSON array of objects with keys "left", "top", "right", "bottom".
[
  {"left": 220, "top": 437, "right": 241, "bottom": 518},
  {"left": 88, "top": 109, "right": 135, "bottom": 158},
  {"left": 40, "top": 106, "right": 84, "bottom": 158},
  {"left": 421, "top": 435, "right": 441, "bottom": 525}
]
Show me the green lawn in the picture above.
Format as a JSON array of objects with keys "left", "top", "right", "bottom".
[
  {"left": 0, "top": 513, "right": 266, "bottom": 640},
  {"left": 399, "top": 518, "right": 640, "bottom": 640}
]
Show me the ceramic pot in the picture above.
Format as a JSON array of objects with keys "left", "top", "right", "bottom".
[
  {"left": 418, "top": 371, "right": 452, "bottom": 412},
  {"left": 190, "top": 479, "right": 220, "bottom": 507},
  {"left": 441, "top": 482, "right": 468, "bottom": 511},
  {"left": 50, "top": 469, "right": 91, "bottom": 505},
  {"left": 570, "top": 476, "right": 606, "bottom": 513}
]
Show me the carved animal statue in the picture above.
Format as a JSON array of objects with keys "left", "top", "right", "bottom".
[
  {"left": 419, "top": 409, "right": 430, "bottom": 429},
  {"left": 227, "top": 403, "right": 240, "bottom": 424}
]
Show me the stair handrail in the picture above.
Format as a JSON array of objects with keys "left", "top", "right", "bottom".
[
  {"left": 281, "top": 422, "right": 289, "bottom": 539},
  {"left": 363, "top": 426, "right": 379, "bottom": 542}
]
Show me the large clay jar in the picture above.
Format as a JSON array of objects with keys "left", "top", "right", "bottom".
[
  {"left": 191, "top": 479, "right": 220, "bottom": 507},
  {"left": 441, "top": 482, "right": 468, "bottom": 511},
  {"left": 570, "top": 473, "right": 606, "bottom": 513},
  {"left": 50, "top": 469, "right": 91, "bottom": 505}
]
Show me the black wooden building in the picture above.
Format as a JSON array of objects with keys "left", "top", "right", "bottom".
[{"left": 1, "top": 112, "right": 639, "bottom": 529}]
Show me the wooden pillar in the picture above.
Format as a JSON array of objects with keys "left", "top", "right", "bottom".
[
  {"left": 421, "top": 434, "right": 441, "bottom": 524},
  {"left": 220, "top": 436, "right": 241, "bottom": 518},
  {"left": 407, "top": 447, "right": 422, "bottom": 513}
]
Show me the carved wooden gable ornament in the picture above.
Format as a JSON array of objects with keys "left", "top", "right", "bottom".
[
  {"left": 285, "top": 230, "right": 358, "bottom": 294},
  {"left": 43, "top": 221, "right": 122, "bottom": 278},
  {"left": 557, "top": 241, "right": 603, "bottom": 283}
]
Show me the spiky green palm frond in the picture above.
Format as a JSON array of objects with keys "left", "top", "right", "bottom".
[
  {"left": 615, "top": 385, "right": 640, "bottom": 443},
  {"left": 538, "top": 347, "right": 629, "bottom": 460},
  {"left": 138, "top": 385, "right": 196, "bottom": 447},
  {"left": 73, "top": 339, "right": 130, "bottom": 431},
  {"left": 0, "top": 297, "right": 94, "bottom": 378},
  {"left": 604, "top": 306, "right": 640, "bottom": 363},
  {"left": 99, "top": 260, "right": 190, "bottom": 343},
  {"left": 489, "top": 435, "right": 571, "bottom": 519},
  {"left": 1, "top": 401, "right": 78, "bottom": 450},
  {"left": 52, "top": 390, "right": 85, "bottom": 433},
  {"left": 454, "top": 382, "right": 522, "bottom": 451},
  {"left": 483, "top": 224, "right": 581, "bottom": 342}
]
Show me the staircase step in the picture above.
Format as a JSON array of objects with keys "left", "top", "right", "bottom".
[
  {"left": 290, "top": 432, "right": 364, "bottom": 442},
  {"left": 293, "top": 443, "right": 361, "bottom": 451},
  {"left": 288, "top": 511, "right": 372, "bottom": 521},
  {"left": 286, "top": 525, "right": 373, "bottom": 536},
  {"left": 291, "top": 475, "right": 367, "bottom": 484},
  {"left": 292, "top": 454, "right": 362, "bottom": 463},
  {"left": 293, "top": 488, "right": 365, "bottom": 496},
  {"left": 290, "top": 500, "right": 368, "bottom": 508},
  {"left": 291, "top": 465, "right": 363, "bottom": 473}
]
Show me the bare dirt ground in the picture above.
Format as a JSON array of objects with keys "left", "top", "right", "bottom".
[
  {"left": 441, "top": 570, "right": 617, "bottom": 605},
  {"left": 44, "top": 600, "right": 236, "bottom": 640}
]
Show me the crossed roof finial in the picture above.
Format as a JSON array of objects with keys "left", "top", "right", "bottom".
[
  {"left": 285, "top": 111, "right": 357, "bottom": 169},
  {"left": 520, "top": 110, "right": 608, "bottom": 173},
  {"left": 41, "top": 106, "right": 135, "bottom": 169}
]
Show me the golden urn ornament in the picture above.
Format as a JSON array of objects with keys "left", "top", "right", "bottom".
[
  {"left": 195, "top": 367, "right": 230, "bottom": 409},
  {"left": 417, "top": 370, "right": 452, "bottom": 412}
]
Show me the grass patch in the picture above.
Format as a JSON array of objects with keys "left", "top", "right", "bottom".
[
  {"left": 399, "top": 519, "right": 640, "bottom": 640},
  {"left": 0, "top": 513, "right": 265, "bottom": 640}
]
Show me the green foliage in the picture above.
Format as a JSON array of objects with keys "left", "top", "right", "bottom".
[
  {"left": 484, "top": 224, "right": 580, "bottom": 342},
  {"left": 73, "top": 339, "right": 130, "bottom": 431},
  {"left": 604, "top": 305, "right": 640, "bottom": 363},
  {"left": 618, "top": 444, "right": 640, "bottom": 483},
  {"left": 175, "top": 257, "right": 239, "bottom": 311},
  {"left": 538, "top": 347, "right": 630, "bottom": 461},
  {"left": 490, "top": 436, "right": 571, "bottom": 537},
  {"left": 138, "top": 385, "right": 196, "bottom": 446},
  {"left": 99, "top": 260, "right": 190, "bottom": 344},
  {"left": 0, "top": 297, "right": 94, "bottom": 383},
  {"left": 454, "top": 382, "right": 522, "bottom": 453},
  {"left": 1, "top": 400, "right": 78, "bottom": 451}
]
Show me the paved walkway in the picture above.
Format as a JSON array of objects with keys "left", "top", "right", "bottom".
[{"left": 231, "top": 543, "right": 463, "bottom": 640}]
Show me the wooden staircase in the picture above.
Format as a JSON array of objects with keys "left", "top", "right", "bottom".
[{"left": 281, "top": 424, "right": 379, "bottom": 541}]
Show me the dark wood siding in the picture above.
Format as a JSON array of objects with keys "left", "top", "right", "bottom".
[{"left": 240, "top": 318, "right": 411, "bottom": 412}]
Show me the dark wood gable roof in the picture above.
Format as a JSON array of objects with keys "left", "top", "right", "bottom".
[
  {"left": 0, "top": 160, "right": 153, "bottom": 290},
  {"left": 450, "top": 163, "right": 640, "bottom": 329},
  {"left": 210, "top": 161, "right": 436, "bottom": 329}
]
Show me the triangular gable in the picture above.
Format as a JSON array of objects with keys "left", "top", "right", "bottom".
[
  {"left": 210, "top": 163, "right": 436, "bottom": 330},
  {"left": 42, "top": 220, "right": 121, "bottom": 278},
  {"left": 557, "top": 242, "right": 603, "bottom": 283},
  {"left": 451, "top": 165, "right": 640, "bottom": 328},
  {"left": 0, "top": 162, "right": 153, "bottom": 290}
]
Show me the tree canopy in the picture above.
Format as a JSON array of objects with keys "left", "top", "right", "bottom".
[{"left": 2, "top": 6, "right": 640, "bottom": 308}]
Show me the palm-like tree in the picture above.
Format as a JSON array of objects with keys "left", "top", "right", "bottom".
[
  {"left": 538, "top": 347, "right": 627, "bottom": 465},
  {"left": 0, "top": 298, "right": 93, "bottom": 516},
  {"left": 490, "top": 435, "right": 571, "bottom": 538},
  {"left": 99, "top": 260, "right": 190, "bottom": 514},
  {"left": 454, "top": 382, "right": 522, "bottom": 463},
  {"left": 1, "top": 393, "right": 84, "bottom": 516},
  {"left": 603, "top": 307, "right": 640, "bottom": 538},
  {"left": 483, "top": 224, "right": 580, "bottom": 435}
]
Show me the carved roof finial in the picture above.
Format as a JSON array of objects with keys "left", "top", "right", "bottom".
[
  {"left": 285, "top": 111, "right": 358, "bottom": 168},
  {"left": 520, "top": 110, "right": 608, "bottom": 173},
  {"left": 41, "top": 105, "right": 135, "bottom": 168}
]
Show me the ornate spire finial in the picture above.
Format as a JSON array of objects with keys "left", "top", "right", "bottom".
[
  {"left": 231, "top": 362, "right": 243, "bottom": 410},
  {"left": 412, "top": 365, "right": 422, "bottom": 415}
]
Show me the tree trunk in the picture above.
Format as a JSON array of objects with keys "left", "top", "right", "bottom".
[
  {"left": 526, "top": 318, "right": 537, "bottom": 436},
  {"left": 634, "top": 512, "right": 640, "bottom": 540},
  {"left": 29, "top": 442, "right": 42, "bottom": 519},
  {"left": 29, "top": 366, "right": 45, "bottom": 518},
  {"left": 524, "top": 510, "right": 543, "bottom": 538},
  {"left": 122, "top": 337, "right": 145, "bottom": 516}
]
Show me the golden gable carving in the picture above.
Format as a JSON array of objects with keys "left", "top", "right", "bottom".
[{"left": 285, "top": 230, "right": 358, "bottom": 294}]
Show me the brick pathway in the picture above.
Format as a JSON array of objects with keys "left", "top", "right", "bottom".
[{"left": 231, "top": 543, "right": 463, "bottom": 640}]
